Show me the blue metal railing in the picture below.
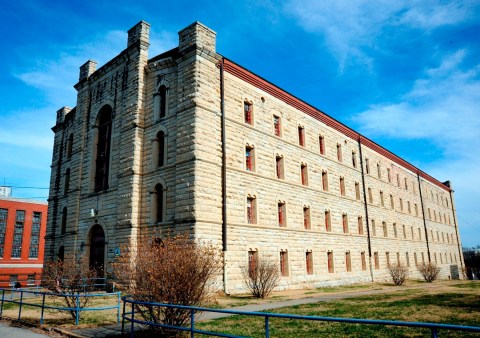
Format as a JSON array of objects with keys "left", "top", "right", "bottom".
[
  {"left": 0, "top": 288, "right": 121, "bottom": 325},
  {"left": 121, "top": 296, "right": 480, "bottom": 338}
]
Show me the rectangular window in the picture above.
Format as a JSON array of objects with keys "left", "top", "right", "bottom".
[
  {"left": 301, "top": 164, "right": 308, "bottom": 186},
  {"left": 275, "top": 156, "right": 284, "bottom": 179},
  {"left": 0, "top": 208, "right": 7, "bottom": 258},
  {"left": 278, "top": 202, "right": 286, "bottom": 227},
  {"left": 407, "top": 201, "right": 411, "bottom": 214},
  {"left": 377, "top": 163, "right": 381, "bottom": 179},
  {"left": 386, "top": 252, "right": 390, "bottom": 267},
  {"left": 371, "top": 219, "right": 376, "bottom": 236},
  {"left": 418, "top": 228, "right": 422, "bottom": 241},
  {"left": 342, "top": 214, "right": 348, "bottom": 233},
  {"left": 280, "top": 251, "right": 289, "bottom": 276},
  {"left": 387, "top": 168, "right": 391, "bottom": 183},
  {"left": 415, "top": 203, "right": 419, "bottom": 216},
  {"left": 337, "top": 144, "right": 342, "bottom": 162},
  {"left": 322, "top": 171, "right": 329, "bottom": 191},
  {"left": 319, "top": 135, "right": 325, "bottom": 155},
  {"left": 380, "top": 191, "right": 384, "bottom": 207},
  {"left": 406, "top": 252, "right": 410, "bottom": 267},
  {"left": 393, "top": 223, "right": 397, "bottom": 238},
  {"left": 358, "top": 216, "right": 364, "bottom": 235},
  {"left": 383, "top": 221, "right": 388, "bottom": 237},
  {"left": 414, "top": 252, "right": 418, "bottom": 266},
  {"left": 306, "top": 252, "right": 313, "bottom": 275},
  {"left": 246, "top": 197, "right": 256, "bottom": 224},
  {"left": 352, "top": 151, "right": 357, "bottom": 168},
  {"left": 397, "top": 174, "right": 400, "bottom": 187},
  {"left": 390, "top": 194, "right": 394, "bottom": 209},
  {"left": 404, "top": 177, "right": 408, "bottom": 190},
  {"left": 11, "top": 210, "right": 25, "bottom": 258},
  {"left": 361, "top": 252, "right": 367, "bottom": 270},
  {"left": 365, "top": 158, "right": 370, "bottom": 174},
  {"left": 273, "top": 115, "right": 281, "bottom": 136},
  {"left": 368, "top": 188, "right": 373, "bottom": 203},
  {"left": 248, "top": 251, "right": 258, "bottom": 277},
  {"left": 28, "top": 212, "right": 42, "bottom": 259},
  {"left": 345, "top": 252, "right": 352, "bottom": 272},
  {"left": 374, "top": 252, "right": 379, "bottom": 269},
  {"left": 327, "top": 251, "right": 334, "bottom": 273},
  {"left": 421, "top": 252, "right": 425, "bottom": 264},
  {"left": 355, "top": 182, "right": 360, "bottom": 200},
  {"left": 399, "top": 198, "right": 403, "bottom": 212},
  {"left": 244, "top": 101, "right": 253, "bottom": 125},
  {"left": 245, "top": 146, "right": 255, "bottom": 172},
  {"left": 303, "top": 207, "right": 311, "bottom": 230},
  {"left": 339, "top": 177, "right": 345, "bottom": 196},
  {"left": 298, "top": 126, "right": 305, "bottom": 147},
  {"left": 403, "top": 224, "right": 407, "bottom": 239},
  {"left": 325, "top": 211, "right": 331, "bottom": 232},
  {"left": 411, "top": 226, "right": 414, "bottom": 240}
]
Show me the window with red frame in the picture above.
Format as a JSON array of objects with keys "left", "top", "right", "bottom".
[
  {"left": 275, "top": 156, "right": 284, "bottom": 179},
  {"left": 247, "top": 197, "right": 256, "bottom": 224},
  {"left": 319, "top": 135, "right": 325, "bottom": 155},
  {"left": 327, "top": 251, "right": 334, "bottom": 273},
  {"left": 303, "top": 207, "right": 311, "bottom": 230},
  {"left": 278, "top": 202, "right": 286, "bottom": 227},
  {"left": 245, "top": 146, "right": 254, "bottom": 172},
  {"left": 298, "top": 126, "right": 305, "bottom": 147},
  {"left": 280, "top": 251, "right": 288, "bottom": 276},
  {"left": 306, "top": 252, "right": 313, "bottom": 275},
  {"left": 273, "top": 115, "right": 281, "bottom": 136},
  {"left": 301, "top": 164, "right": 308, "bottom": 186},
  {"left": 244, "top": 101, "right": 253, "bottom": 125}
]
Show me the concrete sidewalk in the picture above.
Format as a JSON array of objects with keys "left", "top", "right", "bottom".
[{"left": 61, "top": 284, "right": 432, "bottom": 338}]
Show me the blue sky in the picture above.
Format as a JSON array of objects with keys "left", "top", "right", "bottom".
[{"left": 1, "top": 0, "right": 479, "bottom": 247}]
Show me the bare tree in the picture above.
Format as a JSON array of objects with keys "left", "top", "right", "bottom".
[
  {"left": 42, "top": 254, "right": 98, "bottom": 319},
  {"left": 241, "top": 255, "right": 279, "bottom": 298},
  {"left": 387, "top": 263, "right": 409, "bottom": 285},
  {"left": 417, "top": 262, "right": 441, "bottom": 282},
  {"left": 113, "top": 233, "right": 221, "bottom": 336}
]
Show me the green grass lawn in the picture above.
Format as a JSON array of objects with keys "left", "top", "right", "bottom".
[{"left": 196, "top": 281, "right": 480, "bottom": 337}]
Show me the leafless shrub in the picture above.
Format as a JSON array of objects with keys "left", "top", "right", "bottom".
[
  {"left": 387, "top": 263, "right": 409, "bottom": 285},
  {"left": 418, "top": 262, "right": 440, "bottom": 282},
  {"left": 42, "top": 254, "right": 98, "bottom": 319},
  {"left": 241, "top": 255, "right": 279, "bottom": 299},
  {"left": 113, "top": 233, "right": 221, "bottom": 336}
]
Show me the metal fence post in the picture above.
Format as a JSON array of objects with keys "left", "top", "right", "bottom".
[
  {"left": 130, "top": 302, "right": 135, "bottom": 338},
  {"left": 0, "top": 289, "right": 4, "bottom": 317},
  {"left": 121, "top": 298, "right": 126, "bottom": 335},
  {"left": 18, "top": 290, "right": 24, "bottom": 321},
  {"left": 117, "top": 293, "right": 120, "bottom": 324},
  {"left": 190, "top": 308, "right": 195, "bottom": 338},
  {"left": 40, "top": 293, "right": 46, "bottom": 324},
  {"left": 75, "top": 294, "right": 80, "bottom": 326},
  {"left": 431, "top": 328, "right": 438, "bottom": 338},
  {"left": 265, "top": 315, "right": 270, "bottom": 338}
]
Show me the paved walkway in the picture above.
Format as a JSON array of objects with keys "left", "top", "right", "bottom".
[
  {"left": 63, "top": 284, "right": 436, "bottom": 338},
  {"left": 0, "top": 321, "right": 51, "bottom": 338}
]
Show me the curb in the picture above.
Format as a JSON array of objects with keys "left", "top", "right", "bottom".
[{"left": 51, "top": 327, "right": 89, "bottom": 338}]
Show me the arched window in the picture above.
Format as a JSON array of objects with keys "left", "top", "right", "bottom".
[
  {"left": 64, "top": 168, "right": 70, "bottom": 195},
  {"left": 154, "top": 85, "right": 168, "bottom": 121},
  {"left": 157, "top": 131, "right": 165, "bottom": 167},
  {"left": 66, "top": 133, "right": 73, "bottom": 159},
  {"left": 61, "top": 207, "right": 67, "bottom": 235},
  {"left": 94, "top": 106, "right": 112, "bottom": 192},
  {"left": 155, "top": 183, "right": 164, "bottom": 223}
]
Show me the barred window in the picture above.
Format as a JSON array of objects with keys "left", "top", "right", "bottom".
[
  {"left": 0, "top": 209, "right": 7, "bottom": 258},
  {"left": 28, "top": 212, "right": 42, "bottom": 259},
  {"left": 11, "top": 210, "right": 25, "bottom": 258}
]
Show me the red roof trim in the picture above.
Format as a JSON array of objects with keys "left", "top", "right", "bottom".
[{"left": 223, "top": 58, "right": 450, "bottom": 192}]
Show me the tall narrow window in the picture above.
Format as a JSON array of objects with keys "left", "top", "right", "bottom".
[
  {"left": 11, "top": 210, "right": 25, "bottom": 258},
  {"left": 415, "top": 203, "right": 419, "bottom": 216},
  {"left": 306, "top": 251, "right": 313, "bottom": 275},
  {"left": 383, "top": 221, "right": 388, "bottom": 237},
  {"left": 358, "top": 216, "right": 364, "bottom": 235},
  {"left": 336, "top": 144, "right": 342, "bottom": 162},
  {"left": 280, "top": 251, "right": 289, "bottom": 276},
  {"left": 273, "top": 115, "right": 281, "bottom": 136},
  {"left": 244, "top": 101, "right": 253, "bottom": 125},
  {"left": 374, "top": 252, "right": 379, "bottom": 269},
  {"left": 361, "top": 252, "right": 367, "bottom": 270},
  {"left": 64, "top": 168, "right": 70, "bottom": 195},
  {"left": 339, "top": 177, "right": 345, "bottom": 196},
  {"left": 407, "top": 201, "right": 411, "bottom": 214},
  {"left": 387, "top": 168, "right": 391, "bottom": 183},
  {"left": 298, "top": 126, "right": 305, "bottom": 147},
  {"left": 399, "top": 198, "right": 403, "bottom": 212},
  {"left": 246, "top": 197, "right": 256, "bottom": 224},
  {"left": 159, "top": 85, "right": 167, "bottom": 118},
  {"left": 0, "top": 209, "right": 8, "bottom": 258},
  {"left": 414, "top": 252, "right": 418, "bottom": 266},
  {"left": 355, "top": 182, "right": 360, "bottom": 200},
  {"left": 342, "top": 214, "right": 348, "bottom": 233},
  {"left": 397, "top": 174, "right": 400, "bottom": 187},
  {"left": 421, "top": 252, "right": 425, "bottom": 264},
  {"left": 371, "top": 219, "right": 376, "bottom": 236},
  {"left": 248, "top": 251, "right": 258, "bottom": 278},
  {"left": 66, "top": 133, "right": 73, "bottom": 159},
  {"left": 377, "top": 163, "right": 381, "bottom": 179},
  {"left": 301, "top": 164, "right": 308, "bottom": 186},
  {"left": 380, "top": 191, "right": 384, "bottom": 207},
  {"left": 406, "top": 252, "right": 410, "bottom": 267},
  {"left": 368, "top": 188, "right": 373, "bottom": 203},
  {"left": 403, "top": 224, "right": 407, "bottom": 239},
  {"left": 411, "top": 226, "right": 414, "bottom": 239},
  {"left": 390, "top": 194, "right": 394, "bottom": 209},
  {"left": 275, "top": 155, "right": 284, "bottom": 179},
  {"left": 418, "top": 228, "right": 422, "bottom": 241},
  {"left": 322, "top": 171, "right": 328, "bottom": 191},
  {"left": 386, "top": 252, "right": 390, "bottom": 267},
  {"left": 28, "top": 212, "right": 41, "bottom": 259},
  {"left": 278, "top": 202, "right": 286, "bottom": 227},
  {"left": 157, "top": 131, "right": 165, "bottom": 167},
  {"left": 94, "top": 105, "right": 112, "bottom": 192},
  {"left": 365, "top": 158, "right": 370, "bottom": 174},
  {"left": 303, "top": 207, "right": 311, "bottom": 230},
  {"left": 327, "top": 251, "right": 334, "bottom": 273},
  {"left": 319, "top": 135, "right": 325, "bottom": 155},
  {"left": 61, "top": 207, "right": 67, "bottom": 235},
  {"left": 345, "top": 252, "right": 352, "bottom": 272},
  {"left": 352, "top": 151, "right": 357, "bottom": 168},
  {"left": 155, "top": 184, "right": 164, "bottom": 223},
  {"left": 404, "top": 177, "right": 408, "bottom": 190},
  {"left": 393, "top": 223, "right": 398, "bottom": 238},
  {"left": 325, "top": 211, "right": 331, "bottom": 232},
  {"left": 245, "top": 146, "right": 255, "bottom": 172}
]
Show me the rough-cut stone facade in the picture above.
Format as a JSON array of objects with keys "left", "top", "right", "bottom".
[{"left": 46, "top": 21, "right": 465, "bottom": 293}]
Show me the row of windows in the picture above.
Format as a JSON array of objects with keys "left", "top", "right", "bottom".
[
  {"left": 0, "top": 209, "right": 42, "bottom": 259},
  {"left": 247, "top": 249, "right": 457, "bottom": 277}
]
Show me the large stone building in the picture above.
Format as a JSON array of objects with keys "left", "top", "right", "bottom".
[{"left": 46, "top": 21, "right": 465, "bottom": 292}]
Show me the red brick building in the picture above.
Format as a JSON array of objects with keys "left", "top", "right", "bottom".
[{"left": 0, "top": 198, "right": 47, "bottom": 287}]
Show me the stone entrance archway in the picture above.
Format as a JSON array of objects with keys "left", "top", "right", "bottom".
[{"left": 89, "top": 224, "right": 105, "bottom": 276}]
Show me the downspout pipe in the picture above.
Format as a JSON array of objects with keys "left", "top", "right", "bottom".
[
  {"left": 358, "top": 136, "right": 374, "bottom": 282},
  {"left": 417, "top": 172, "right": 432, "bottom": 263},
  {"left": 219, "top": 58, "right": 228, "bottom": 293}
]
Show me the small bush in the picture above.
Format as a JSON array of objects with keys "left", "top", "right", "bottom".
[
  {"left": 418, "top": 262, "right": 440, "bottom": 282},
  {"left": 387, "top": 263, "right": 409, "bottom": 285},
  {"left": 113, "top": 233, "right": 221, "bottom": 336},
  {"left": 241, "top": 255, "right": 279, "bottom": 298},
  {"left": 42, "top": 254, "right": 98, "bottom": 319}
]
